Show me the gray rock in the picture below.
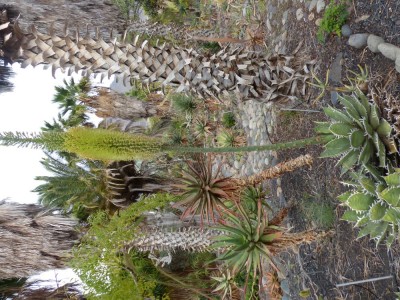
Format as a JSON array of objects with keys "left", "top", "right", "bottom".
[
  {"left": 378, "top": 43, "right": 400, "bottom": 61},
  {"left": 330, "top": 91, "right": 339, "bottom": 106},
  {"left": 233, "top": 160, "right": 240, "bottom": 170},
  {"left": 309, "top": 0, "right": 318, "bottom": 11},
  {"left": 282, "top": 10, "right": 289, "bottom": 25},
  {"left": 348, "top": 33, "right": 369, "bottom": 49},
  {"left": 367, "top": 34, "right": 384, "bottom": 53},
  {"left": 341, "top": 24, "right": 352, "bottom": 37},
  {"left": 396, "top": 57, "right": 400, "bottom": 73},
  {"left": 329, "top": 52, "right": 343, "bottom": 84},
  {"left": 296, "top": 8, "right": 304, "bottom": 21},
  {"left": 316, "top": 0, "right": 326, "bottom": 13}
]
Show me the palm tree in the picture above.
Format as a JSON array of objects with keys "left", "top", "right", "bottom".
[
  {"left": 0, "top": 7, "right": 314, "bottom": 101},
  {"left": 0, "top": 201, "right": 77, "bottom": 280}
]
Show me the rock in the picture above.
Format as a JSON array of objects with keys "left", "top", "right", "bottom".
[
  {"left": 330, "top": 91, "right": 339, "bottom": 106},
  {"left": 341, "top": 24, "right": 352, "bottom": 37},
  {"left": 296, "top": 8, "right": 303, "bottom": 21},
  {"left": 378, "top": 43, "right": 400, "bottom": 61},
  {"left": 282, "top": 10, "right": 288, "bottom": 25},
  {"left": 316, "top": 0, "right": 326, "bottom": 13},
  {"left": 266, "top": 19, "right": 272, "bottom": 31},
  {"left": 348, "top": 33, "right": 369, "bottom": 49},
  {"left": 233, "top": 160, "right": 240, "bottom": 170},
  {"left": 396, "top": 56, "right": 400, "bottom": 73},
  {"left": 329, "top": 52, "right": 343, "bottom": 84},
  {"left": 309, "top": 0, "right": 318, "bottom": 11},
  {"left": 308, "top": 12, "right": 315, "bottom": 21},
  {"left": 315, "top": 18, "right": 322, "bottom": 26},
  {"left": 367, "top": 34, "right": 384, "bottom": 53}
]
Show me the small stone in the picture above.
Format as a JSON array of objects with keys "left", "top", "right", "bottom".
[
  {"left": 266, "top": 19, "right": 272, "bottom": 31},
  {"left": 282, "top": 10, "right": 289, "bottom": 25},
  {"left": 315, "top": 18, "right": 322, "bottom": 26},
  {"left": 264, "top": 158, "right": 270, "bottom": 165},
  {"left": 378, "top": 43, "right": 400, "bottom": 61},
  {"left": 274, "top": 44, "right": 279, "bottom": 53},
  {"left": 396, "top": 57, "right": 400, "bottom": 73},
  {"left": 234, "top": 160, "right": 240, "bottom": 170},
  {"left": 348, "top": 33, "right": 369, "bottom": 49},
  {"left": 241, "top": 119, "right": 249, "bottom": 128},
  {"left": 281, "top": 30, "right": 287, "bottom": 40},
  {"left": 309, "top": 0, "right": 317, "bottom": 11},
  {"left": 308, "top": 12, "right": 315, "bottom": 21},
  {"left": 341, "top": 24, "right": 352, "bottom": 37},
  {"left": 296, "top": 8, "right": 303, "bottom": 20},
  {"left": 330, "top": 91, "right": 339, "bottom": 106},
  {"left": 367, "top": 34, "right": 384, "bottom": 53},
  {"left": 316, "top": 0, "right": 325, "bottom": 13}
]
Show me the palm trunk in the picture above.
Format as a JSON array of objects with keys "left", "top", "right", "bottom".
[
  {"left": 0, "top": 14, "right": 315, "bottom": 101},
  {"left": 0, "top": 202, "right": 77, "bottom": 280}
]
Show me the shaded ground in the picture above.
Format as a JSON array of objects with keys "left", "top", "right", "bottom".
[{"left": 270, "top": 1, "right": 400, "bottom": 299}]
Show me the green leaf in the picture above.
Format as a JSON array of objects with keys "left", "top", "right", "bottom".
[
  {"left": 358, "top": 139, "right": 373, "bottom": 165},
  {"left": 337, "top": 190, "right": 352, "bottom": 202},
  {"left": 356, "top": 215, "right": 369, "bottom": 227},
  {"left": 363, "top": 164, "right": 385, "bottom": 183},
  {"left": 379, "top": 187, "right": 400, "bottom": 206},
  {"left": 260, "top": 233, "right": 279, "bottom": 243},
  {"left": 323, "top": 106, "right": 353, "bottom": 124},
  {"left": 314, "top": 122, "right": 332, "bottom": 134},
  {"left": 369, "top": 105, "right": 380, "bottom": 129},
  {"left": 376, "top": 118, "right": 392, "bottom": 137},
  {"left": 382, "top": 208, "right": 400, "bottom": 223},
  {"left": 320, "top": 137, "right": 350, "bottom": 158},
  {"left": 359, "top": 177, "right": 376, "bottom": 195},
  {"left": 357, "top": 222, "right": 376, "bottom": 239},
  {"left": 373, "top": 132, "right": 386, "bottom": 168},
  {"left": 362, "top": 118, "right": 374, "bottom": 137},
  {"left": 369, "top": 203, "right": 386, "bottom": 220},
  {"left": 384, "top": 172, "right": 400, "bottom": 187},
  {"left": 350, "top": 130, "right": 366, "bottom": 148},
  {"left": 337, "top": 150, "right": 358, "bottom": 174},
  {"left": 369, "top": 221, "right": 388, "bottom": 239},
  {"left": 354, "top": 89, "right": 371, "bottom": 115},
  {"left": 347, "top": 193, "right": 374, "bottom": 211},
  {"left": 329, "top": 123, "right": 354, "bottom": 136},
  {"left": 341, "top": 210, "right": 359, "bottom": 222},
  {"left": 350, "top": 94, "right": 368, "bottom": 118},
  {"left": 338, "top": 95, "right": 362, "bottom": 123}
]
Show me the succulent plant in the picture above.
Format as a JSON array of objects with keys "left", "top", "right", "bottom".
[
  {"left": 315, "top": 89, "right": 397, "bottom": 173},
  {"left": 339, "top": 169, "right": 400, "bottom": 247}
]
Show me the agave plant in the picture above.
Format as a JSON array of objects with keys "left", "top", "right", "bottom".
[
  {"left": 339, "top": 169, "right": 400, "bottom": 247},
  {"left": 173, "top": 154, "right": 237, "bottom": 224},
  {"left": 315, "top": 89, "right": 397, "bottom": 173}
]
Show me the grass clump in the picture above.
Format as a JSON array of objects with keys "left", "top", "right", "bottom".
[
  {"left": 221, "top": 112, "right": 236, "bottom": 128},
  {"left": 317, "top": 0, "right": 349, "bottom": 43},
  {"left": 301, "top": 196, "right": 335, "bottom": 229},
  {"left": 170, "top": 93, "right": 197, "bottom": 116}
]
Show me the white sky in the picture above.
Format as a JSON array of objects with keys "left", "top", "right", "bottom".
[{"left": 0, "top": 64, "right": 119, "bottom": 204}]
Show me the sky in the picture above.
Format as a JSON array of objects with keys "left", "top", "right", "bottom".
[{"left": 0, "top": 63, "right": 120, "bottom": 204}]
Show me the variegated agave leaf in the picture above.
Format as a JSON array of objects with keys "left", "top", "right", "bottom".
[
  {"left": 339, "top": 170, "right": 400, "bottom": 247},
  {"left": 318, "top": 89, "right": 397, "bottom": 173}
]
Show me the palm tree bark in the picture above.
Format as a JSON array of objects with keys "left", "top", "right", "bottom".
[
  {"left": 0, "top": 10, "right": 315, "bottom": 101},
  {"left": 0, "top": 202, "right": 77, "bottom": 280}
]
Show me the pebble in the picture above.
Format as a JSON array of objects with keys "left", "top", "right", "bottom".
[
  {"left": 395, "top": 57, "right": 400, "bottom": 73},
  {"left": 316, "top": 0, "right": 325, "bottom": 13},
  {"left": 282, "top": 10, "right": 288, "bottom": 25},
  {"left": 315, "top": 18, "right": 322, "bottom": 26},
  {"left": 378, "top": 42, "right": 400, "bottom": 60},
  {"left": 348, "top": 33, "right": 369, "bottom": 49},
  {"left": 367, "top": 34, "right": 384, "bottom": 53},
  {"left": 296, "top": 8, "right": 304, "bottom": 21},
  {"left": 309, "top": 0, "right": 318, "bottom": 11},
  {"left": 267, "top": 19, "right": 272, "bottom": 31},
  {"left": 341, "top": 24, "right": 352, "bottom": 37},
  {"left": 308, "top": 12, "right": 315, "bottom": 21}
]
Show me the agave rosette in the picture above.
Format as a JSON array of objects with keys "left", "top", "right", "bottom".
[
  {"left": 339, "top": 169, "right": 400, "bottom": 247},
  {"left": 315, "top": 89, "right": 396, "bottom": 173},
  {"left": 173, "top": 154, "right": 237, "bottom": 224}
]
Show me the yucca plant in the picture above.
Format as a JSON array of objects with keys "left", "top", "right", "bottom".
[
  {"left": 173, "top": 154, "right": 237, "bottom": 224},
  {"left": 339, "top": 169, "right": 400, "bottom": 247},
  {"left": 316, "top": 89, "right": 397, "bottom": 173}
]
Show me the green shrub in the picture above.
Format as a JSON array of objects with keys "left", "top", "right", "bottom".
[
  {"left": 200, "top": 41, "right": 222, "bottom": 54},
  {"left": 170, "top": 93, "right": 197, "bottom": 116},
  {"left": 221, "top": 112, "right": 236, "bottom": 128},
  {"left": 317, "top": 0, "right": 349, "bottom": 43}
]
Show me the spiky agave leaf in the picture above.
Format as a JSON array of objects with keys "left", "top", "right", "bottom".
[
  {"left": 317, "top": 89, "right": 398, "bottom": 173},
  {"left": 339, "top": 170, "right": 400, "bottom": 247}
]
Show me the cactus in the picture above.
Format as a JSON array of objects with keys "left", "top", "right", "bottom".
[
  {"left": 315, "top": 89, "right": 397, "bottom": 173},
  {"left": 339, "top": 169, "right": 400, "bottom": 247}
]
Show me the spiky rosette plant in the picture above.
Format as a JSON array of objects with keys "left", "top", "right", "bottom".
[
  {"left": 315, "top": 89, "right": 397, "bottom": 173},
  {"left": 339, "top": 169, "right": 400, "bottom": 247}
]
